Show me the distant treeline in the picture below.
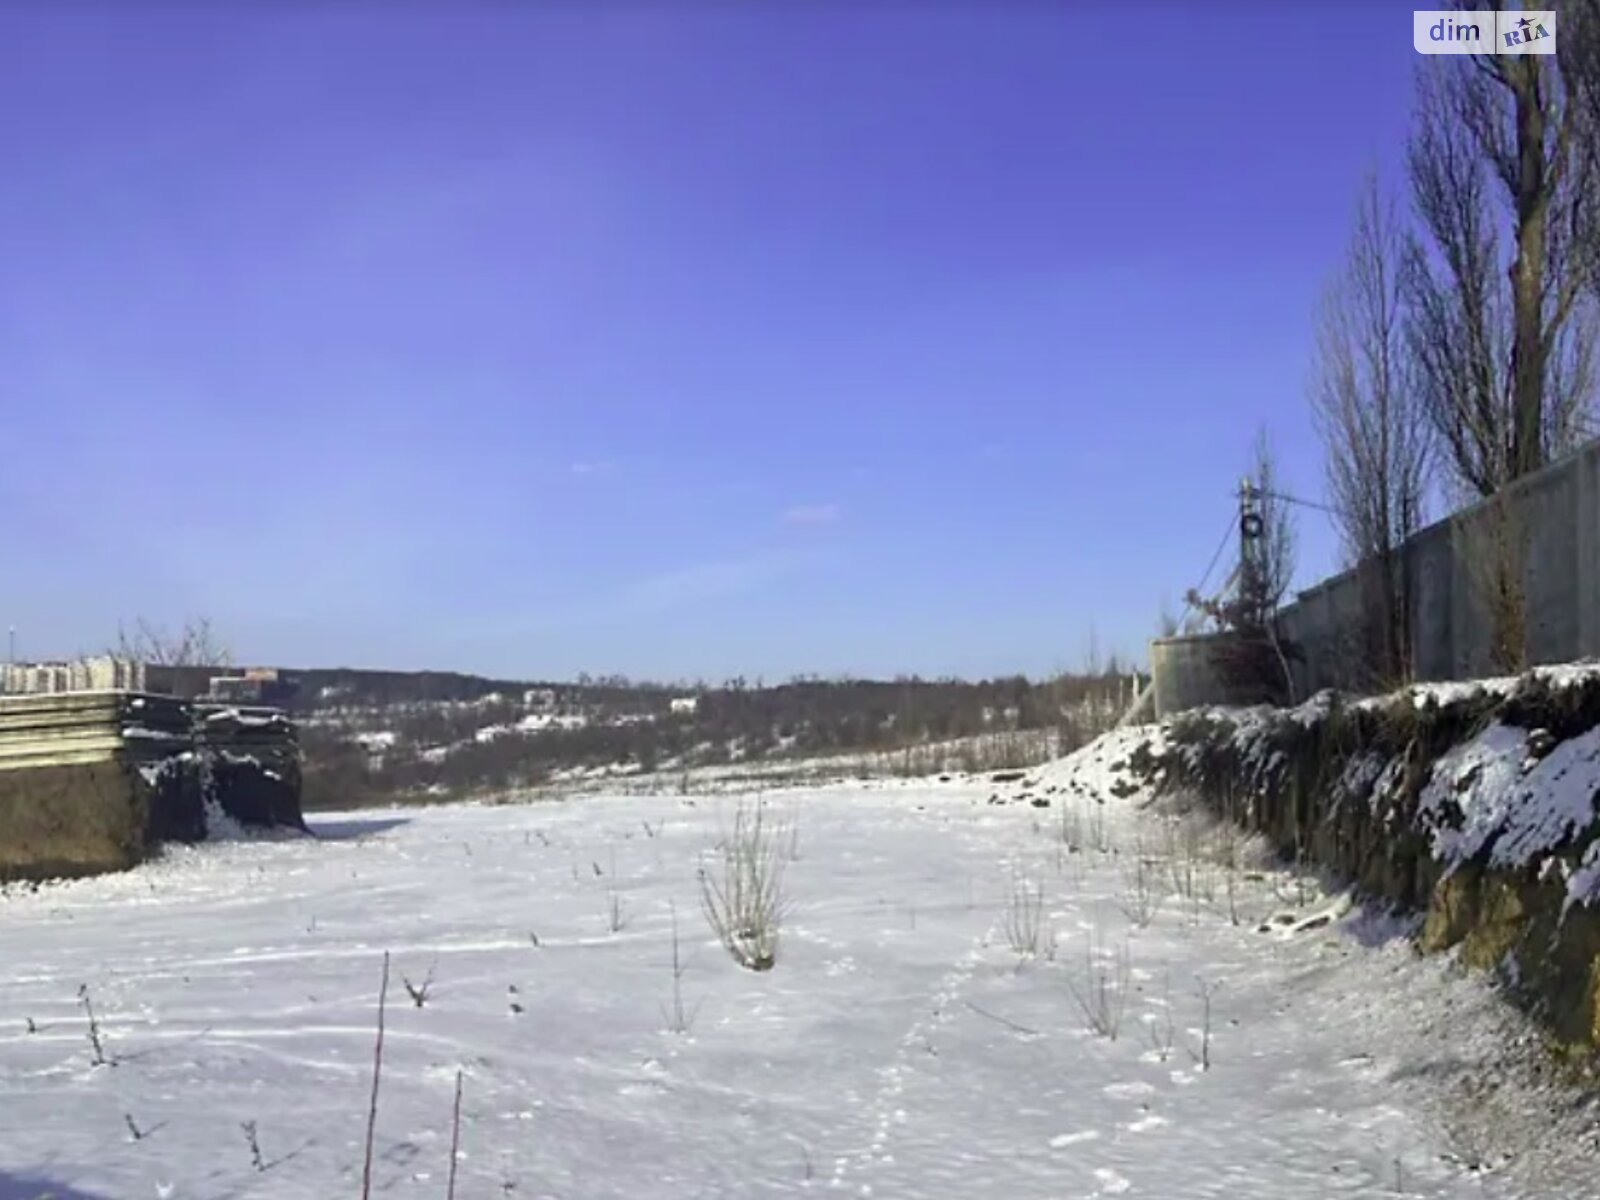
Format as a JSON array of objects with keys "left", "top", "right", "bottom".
[{"left": 297, "top": 671, "right": 1139, "bottom": 809}]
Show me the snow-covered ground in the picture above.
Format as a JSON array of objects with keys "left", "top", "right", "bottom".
[{"left": 0, "top": 735, "right": 1593, "bottom": 1199}]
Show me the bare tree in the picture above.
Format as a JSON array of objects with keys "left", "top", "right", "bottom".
[
  {"left": 1566, "top": 0, "right": 1600, "bottom": 294},
  {"left": 1311, "top": 176, "right": 1431, "bottom": 683},
  {"left": 1404, "top": 28, "right": 1600, "bottom": 673},
  {"left": 1247, "top": 427, "right": 1298, "bottom": 619},
  {"left": 1572, "top": 1, "right": 1600, "bottom": 121},
  {"left": 114, "top": 616, "right": 232, "bottom": 667},
  {"left": 1404, "top": 31, "right": 1599, "bottom": 500}
]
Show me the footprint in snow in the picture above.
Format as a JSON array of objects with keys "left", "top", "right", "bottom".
[
  {"left": 1094, "top": 1166, "right": 1132, "bottom": 1194},
  {"left": 1049, "top": 1130, "right": 1100, "bottom": 1148},
  {"left": 619, "top": 1080, "right": 667, "bottom": 1097},
  {"left": 1102, "top": 1080, "right": 1156, "bottom": 1100}
]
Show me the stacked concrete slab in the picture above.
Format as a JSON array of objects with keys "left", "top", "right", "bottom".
[
  {"left": 193, "top": 704, "right": 305, "bottom": 830},
  {"left": 0, "top": 691, "right": 304, "bottom": 882}
]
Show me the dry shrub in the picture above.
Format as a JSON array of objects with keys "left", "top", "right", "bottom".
[{"left": 698, "top": 800, "right": 791, "bottom": 971}]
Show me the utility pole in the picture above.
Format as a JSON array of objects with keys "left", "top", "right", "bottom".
[
  {"left": 1238, "top": 475, "right": 1296, "bottom": 704},
  {"left": 1238, "top": 477, "right": 1265, "bottom": 622}
]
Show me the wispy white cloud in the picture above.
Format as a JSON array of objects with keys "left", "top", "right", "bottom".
[
  {"left": 623, "top": 552, "right": 806, "bottom": 612},
  {"left": 782, "top": 502, "right": 842, "bottom": 526},
  {"left": 446, "top": 550, "right": 828, "bottom": 643}
]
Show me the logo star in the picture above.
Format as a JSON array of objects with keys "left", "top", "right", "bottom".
[{"left": 1517, "top": 15, "right": 1533, "bottom": 29}]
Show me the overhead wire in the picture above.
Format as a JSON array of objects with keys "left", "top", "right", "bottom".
[
  {"left": 1175, "top": 511, "right": 1241, "bottom": 632},
  {"left": 1171, "top": 488, "right": 1340, "bottom": 637},
  {"left": 1253, "top": 487, "right": 1344, "bottom": 517}
]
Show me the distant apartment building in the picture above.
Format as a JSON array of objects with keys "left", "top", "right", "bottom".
[
  {"left": 0, "top": 661, "right": 71, "bottom": 694},
  {"left": 1, "top": 655, "right": 141, "bottom": 695},
  {"left": 208, "top": 667, "right": 293, "bottom": 705},
  {"left": 669, "top": 696, "right": 699, "bottom": 716},
  {"left": 208, "top": 676, "right": 264, "bottom": 703},
  {"left": 0, "top": 657, "right": 297, "bottom": 705}
]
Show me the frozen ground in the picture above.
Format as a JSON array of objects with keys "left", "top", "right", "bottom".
[{"left": 0, "top": 734, "right": 1594, "bottom": 1199}]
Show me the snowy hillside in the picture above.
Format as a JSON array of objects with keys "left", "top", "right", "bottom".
[
  {"left": 297, "top": 675, "right": 1132, "bottom": 810},
  {"left": 0, "top": 733, "right": 1592, "bottom": 1198}
]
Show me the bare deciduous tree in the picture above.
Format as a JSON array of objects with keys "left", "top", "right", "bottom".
[
  {"left": 113, "top": 616, "right": 232, "bottom": 667},
  {"left": 1403, "top": 28, "right": 1600, "bottom": 674},
  {"left": 1404, "top": 38, "right": 1599, "bottom": 500},
  {"left": 1570, "top": 1, "right": 1600, "bottom": 135},
  {"left": 1565, "top": 0, "right": 1600, "bottom": 299},
  {"left": 1311, "top": 176, "right": 1431, "bottom": 684},
  {"left": 1248, "top": 428, "right": 1299, "bottom": 618}
]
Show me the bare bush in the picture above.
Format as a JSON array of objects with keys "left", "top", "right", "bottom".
[
  {"left": 698, "top": 800, "right": 791, "bottom": 971},
  {"left": 1224, "top": 866, "right": 1242, "bottom": 927},
  {"left": 1157, "top": 813, "right": 1226, "bottom": 924},
  {"left": 1059, "top": 801, "right": 1085, "bottom": 853},
  {"left": 1189, "top": 977, "right": 1217, "bottom": 1071},
  {"left": 1162, "top": 816, "right": 1213, "bottom": 901},
  {"left": 77, "top": 984, "right": 111, "bottom": 1068},
  {"left": 401, "top": 963, "right": 435, "bottom": 1008},
  {"left": 1002, "top": 879, "right": 1056, "bottom": 962},
  {"left": 1067, "top": 926, "right": 1132, "bottom": 1040},
  {"left": 1213, "top": 791, "right": 1243, "bottom": 872},
  {"left": 605, "top": 888, "right": 630, "bottom": 934},
  {"left": 1088, "top": 800, "right": 1111, "bottom": 855},
  {"left": 1117, "top": 838, "right": 1162, "bottom": 928},
  {"left": 660, "top": 902, "right": 701, "bottom": 1034},
  {"left": 1143, "top": 973, "right": 1177, "bottom": 1063}
]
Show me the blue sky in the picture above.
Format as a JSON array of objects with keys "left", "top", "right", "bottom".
[{"left": 0, "top": 3, "right": 1417, "bottom": 681}]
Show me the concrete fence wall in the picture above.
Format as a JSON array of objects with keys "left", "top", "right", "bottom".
[{"left": 1152, "top": 437, "right": 1600, "bottom": 716}]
